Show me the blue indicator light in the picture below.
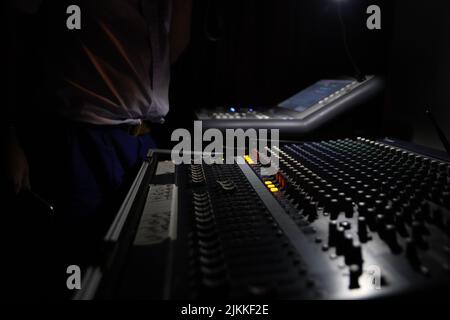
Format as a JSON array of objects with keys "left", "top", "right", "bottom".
[{"left": 229, "top": 107, "right": 236, "bottom": 113}]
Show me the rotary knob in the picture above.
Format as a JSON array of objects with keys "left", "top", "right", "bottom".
[
  {"left": 335, "top": 227, "right": 346, "bottom": 256},
  {"left": 358, "top": 217, "right": 368, "bottom": 242},
  {"left": 328, "top": 221, "right": 338, "bottom": 247},
  {"left": 384, "top": 224, "right": 401, "bottom": 253},
  {"left": 349, "top": 265, "right": 361, "bottom": 289},
  {"left": 329, "top": 198, "right": 340, "bottom": 220}
]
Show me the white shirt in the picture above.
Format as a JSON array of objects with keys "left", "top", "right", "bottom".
[{"left": 15, "top": 0, "right": 172, "bottom": 125}]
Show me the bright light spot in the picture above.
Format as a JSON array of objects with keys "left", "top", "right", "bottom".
[{"left": 244, "top": 155, "right": 255, "bottom": 164}]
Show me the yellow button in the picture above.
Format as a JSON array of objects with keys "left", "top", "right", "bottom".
[
  {"left": 244, "top": 155, "right": 255, "bottom": 164},
  {"left": 267, "top": 184, "right": 276, "bottom": 189},
  {"left": 264, "top": 181, "right": 273, "bottom": 185},
  {"left": 270, "top": 188, "right": 279, "bottom": 193}
]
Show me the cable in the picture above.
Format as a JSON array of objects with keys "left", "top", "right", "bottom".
[
  {"left": 337, "top": 3, "right": 366, "bottom": 82},
  {"left": 204, "top": 0, "right": 223, "bottom": 42}
]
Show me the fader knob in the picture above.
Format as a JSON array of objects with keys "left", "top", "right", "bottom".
[
  {"left": 349, "top": 265, "right": 361, "bottom": 289},
  {"left": 367, "top": 207, "right": 377, "bottom": 230},
  {"left": 358, "top": 202, "right": 368, "bottom": 218},
  {"left": 329, "top": 199, "right": 340, "bottom": 220},
  {"left": 343, "top": 233, "right": 354, "bottom": 265},
  {"left": 305, "top": 199, "right": 317, "bottom": 219},
  {"left": 328, "top": 221, "right": 338, "bottom": 246},
  {"left": 401, "top": 203, "right": 413, "bottom": 224},
  {"left": 344, "top": 197, "right": 354, "bottom": 218},
  {"left": 395, "top": 212, "right": 408, "bottom": 237},
  {"left": 364, "top": 194, "right": 374, "bottom": 207},
  {"left": 376, "top": 214, "right": 387, "bottom": 238},
  {"left": 385, "top": 224, "right": 401, "bottom": 253},
  {"left": 358, "top": 217, "right": 368, "bottom": 242},
  {"left": 350, "top": 243, "right": 363, "bottom": 266},
  {"left": 336, "top": 227, "right": 346, "bottom": 256},
  {"left": 383, "top": 205, "right": 395, "bottom": 224}
]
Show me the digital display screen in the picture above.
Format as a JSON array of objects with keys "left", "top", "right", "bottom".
[{"left": 278, "top": 80, "right": 354, "bottom": 112}]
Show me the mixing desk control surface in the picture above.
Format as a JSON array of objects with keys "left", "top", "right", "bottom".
[
  {"left": 80, "top": 138, "right": 450, "bottom": 300},
  {"left": 195, "top": 76, "right": 384, "bottom": 135}
]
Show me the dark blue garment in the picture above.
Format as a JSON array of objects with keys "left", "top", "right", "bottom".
[
  {"left": 60, "top": 123, "right": 156, "bottom": 220},
  {"left": 23, "top": 121, "right": 156, "bottom": 265}
]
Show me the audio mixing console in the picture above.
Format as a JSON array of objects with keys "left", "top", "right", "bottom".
[{"left": 77, "top": 138, "right": 450, "bottom": 300}]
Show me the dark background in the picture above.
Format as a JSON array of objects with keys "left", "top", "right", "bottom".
[
  {"left": 384, "top": 0, "right": 450, "bottom": 150},
  {"left": 166, "top": 0, "right": 450, "bottom": 151}
]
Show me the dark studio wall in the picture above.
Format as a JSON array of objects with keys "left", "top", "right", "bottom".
[{"left": 384, "top": 0, "right": 450, "bottom": 151}]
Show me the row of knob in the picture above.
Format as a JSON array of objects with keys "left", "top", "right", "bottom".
[
  {"left": 278, "top": 145, "right": 436, "bottom": 253},
  {"left": 280, "top": 143, "right": 449, "bottom": 249},
  {"left": 310, "top": 140, "right": 450, "bottom": 208},
  {"left": 267, "top": 147, "right": 368, "bottom": 289},
  {"left": 197, "top": 164, "right": 318, "bottom": 298},
  {"left": 268, "top": 141, "right": 449, "bottom": 287},
  {"left": 192, "top": 191, "right": 228, "bottom": 292},
  {"left": 191, "top": 165, "right": 206, "bottom": 186}
]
